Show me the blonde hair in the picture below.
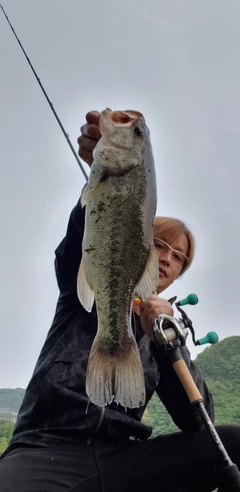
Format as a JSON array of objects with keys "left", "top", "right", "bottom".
[{"left": 153, "top": 217, "right": 195, "bottom": 275}]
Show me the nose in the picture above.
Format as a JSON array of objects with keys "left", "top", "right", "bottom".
[{"left": 159, "top": 249, "right": 171, "bottom": 266}]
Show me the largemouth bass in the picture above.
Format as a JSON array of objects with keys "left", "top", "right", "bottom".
[{"left": 77, "top": 108, "right": 158, "bottom": 408}]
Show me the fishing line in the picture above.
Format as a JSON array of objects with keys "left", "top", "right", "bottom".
[{"left": 0, "top": 4, "right": 88, "bottom": 181}]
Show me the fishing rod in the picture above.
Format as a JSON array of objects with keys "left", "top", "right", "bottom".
[
  {"left": 153, "top": 294, "right": 240, "bottom": 491},
  {"left": 0, "top": 3, "right": 88, "bottom": 181}
]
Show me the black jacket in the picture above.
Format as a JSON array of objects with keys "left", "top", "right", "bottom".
[{"left": 7, "top": 200, "right": 214, "bottom": 452}]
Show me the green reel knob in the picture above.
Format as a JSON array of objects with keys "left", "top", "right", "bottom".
[
  {"left": 178, "top": 294, "right": 199, "bottom": 306},
  {"left": 197, "top": 331, "right": 219, "bottom": 346}
]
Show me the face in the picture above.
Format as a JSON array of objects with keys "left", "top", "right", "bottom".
[{"left": 154, "top": 233, "right": 189, "bottom": 293}]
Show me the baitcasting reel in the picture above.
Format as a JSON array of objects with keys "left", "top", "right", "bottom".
[{"left": 153, "top": 293, "right": 219, "bottom": 352}]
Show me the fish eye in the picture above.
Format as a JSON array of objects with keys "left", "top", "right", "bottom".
[{"left": 134, "top": 127, "right": 142, "bottom": 137}]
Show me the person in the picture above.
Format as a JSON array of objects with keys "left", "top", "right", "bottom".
[{"left": 0, "top": 111, "right": 239, "bottom": 492}]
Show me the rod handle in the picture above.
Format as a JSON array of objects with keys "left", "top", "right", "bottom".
[{"left": 171, "top": 358, "right": 203, "bottom": 404}]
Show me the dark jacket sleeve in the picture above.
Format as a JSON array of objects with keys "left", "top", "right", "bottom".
[
  {"left": 35, "top": 200, "right": 89, "bottom": 358},
  {"left": 151, "top": 342, "right": 214, "bottom": 432},
  {"left": 30, "top": 200, "right": 89, "bottom": 365},
  {"left": 54, "top": 198, "right": 85, "bottom": 296}
]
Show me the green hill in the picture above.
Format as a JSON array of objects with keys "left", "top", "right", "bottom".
[
  {"left": 0, "top": 388, "right": 25, "bottom": 420},
  {"left": 0, "top": 420, "right": 15, "bottom": 454},
  {"left": 193, "top": 335, "right": 240, "bottom": 425},
  {"left": 143, "top": 335, "right": 240, "bottom": 435},
  {"left": 0, "top": 336, "right": 239, "bottom": 444}
]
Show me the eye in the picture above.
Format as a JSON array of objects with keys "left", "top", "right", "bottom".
[
  {"left": 154, "top": 242, "right": 164, "bottom": 250},
  {"left": 134, "top": 127, "right": 142, "bottom": 137},
  {"left": 173, "top": 253, "right": 182, "bottom": 263}
]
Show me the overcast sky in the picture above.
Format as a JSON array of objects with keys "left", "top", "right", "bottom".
[{"left": 1, "top": 0, "right": 240, "bottom": 388}]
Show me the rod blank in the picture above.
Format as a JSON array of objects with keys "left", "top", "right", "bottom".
[{"left": 0, "top": 3, "right": 88, "bottom": 181}]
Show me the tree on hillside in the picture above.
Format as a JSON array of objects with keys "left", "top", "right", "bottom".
[
  {"left": 143, "top": 336, "right": 240, "bottom": 434},
  {"left": 0, "top": 438, "right": 8, "bottom": 454}
]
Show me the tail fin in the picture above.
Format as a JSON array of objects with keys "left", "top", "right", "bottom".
[{"left": 86, "top": 337, "right": 146, "bottom": 408}]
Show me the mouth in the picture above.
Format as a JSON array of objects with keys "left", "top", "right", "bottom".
[
  {"left": 101, "top": 109, "right": 144, "bottom": 128},
  {"left": 159, "top": 267, "right": 167, "bottom": 277}
]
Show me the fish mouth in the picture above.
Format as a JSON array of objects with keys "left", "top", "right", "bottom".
[
  {"left": 159, "top": 267, "right": 167, "bottom": 277},
  {"left": 101, "top": 108, "right": 144, "bottom": 127}
]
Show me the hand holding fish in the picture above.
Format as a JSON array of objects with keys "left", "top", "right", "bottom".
[
  {"left": 77, "top": 111, "right": 101, "bottom": 166},
  {"left": 133, "top": 295, "right": 174, "bottom": 340}
]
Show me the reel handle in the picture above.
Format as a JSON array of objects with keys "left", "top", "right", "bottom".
[
  {"left": 177, "top": 293, "right": 198, "bottom": 306},
  {"left": 197, "top": 331, "right": 219, "bottom": 345}
]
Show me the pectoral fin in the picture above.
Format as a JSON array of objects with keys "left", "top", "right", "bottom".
[
  {"left": 135, "top": 246, "right": 159, "bottom": 301},
  {"left": 80, "top": 183, "right": 89, "bottom": 207},
  {"left": 77, "top": 261, "right": 94, "bottom": 312}
]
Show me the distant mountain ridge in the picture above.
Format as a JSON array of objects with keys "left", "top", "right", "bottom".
[
  {"left": 0, "top": 388, "right": 25, "bottom": 420},
  {"left": 0, "top": 337, "right": 239, "bottom": 433}
]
